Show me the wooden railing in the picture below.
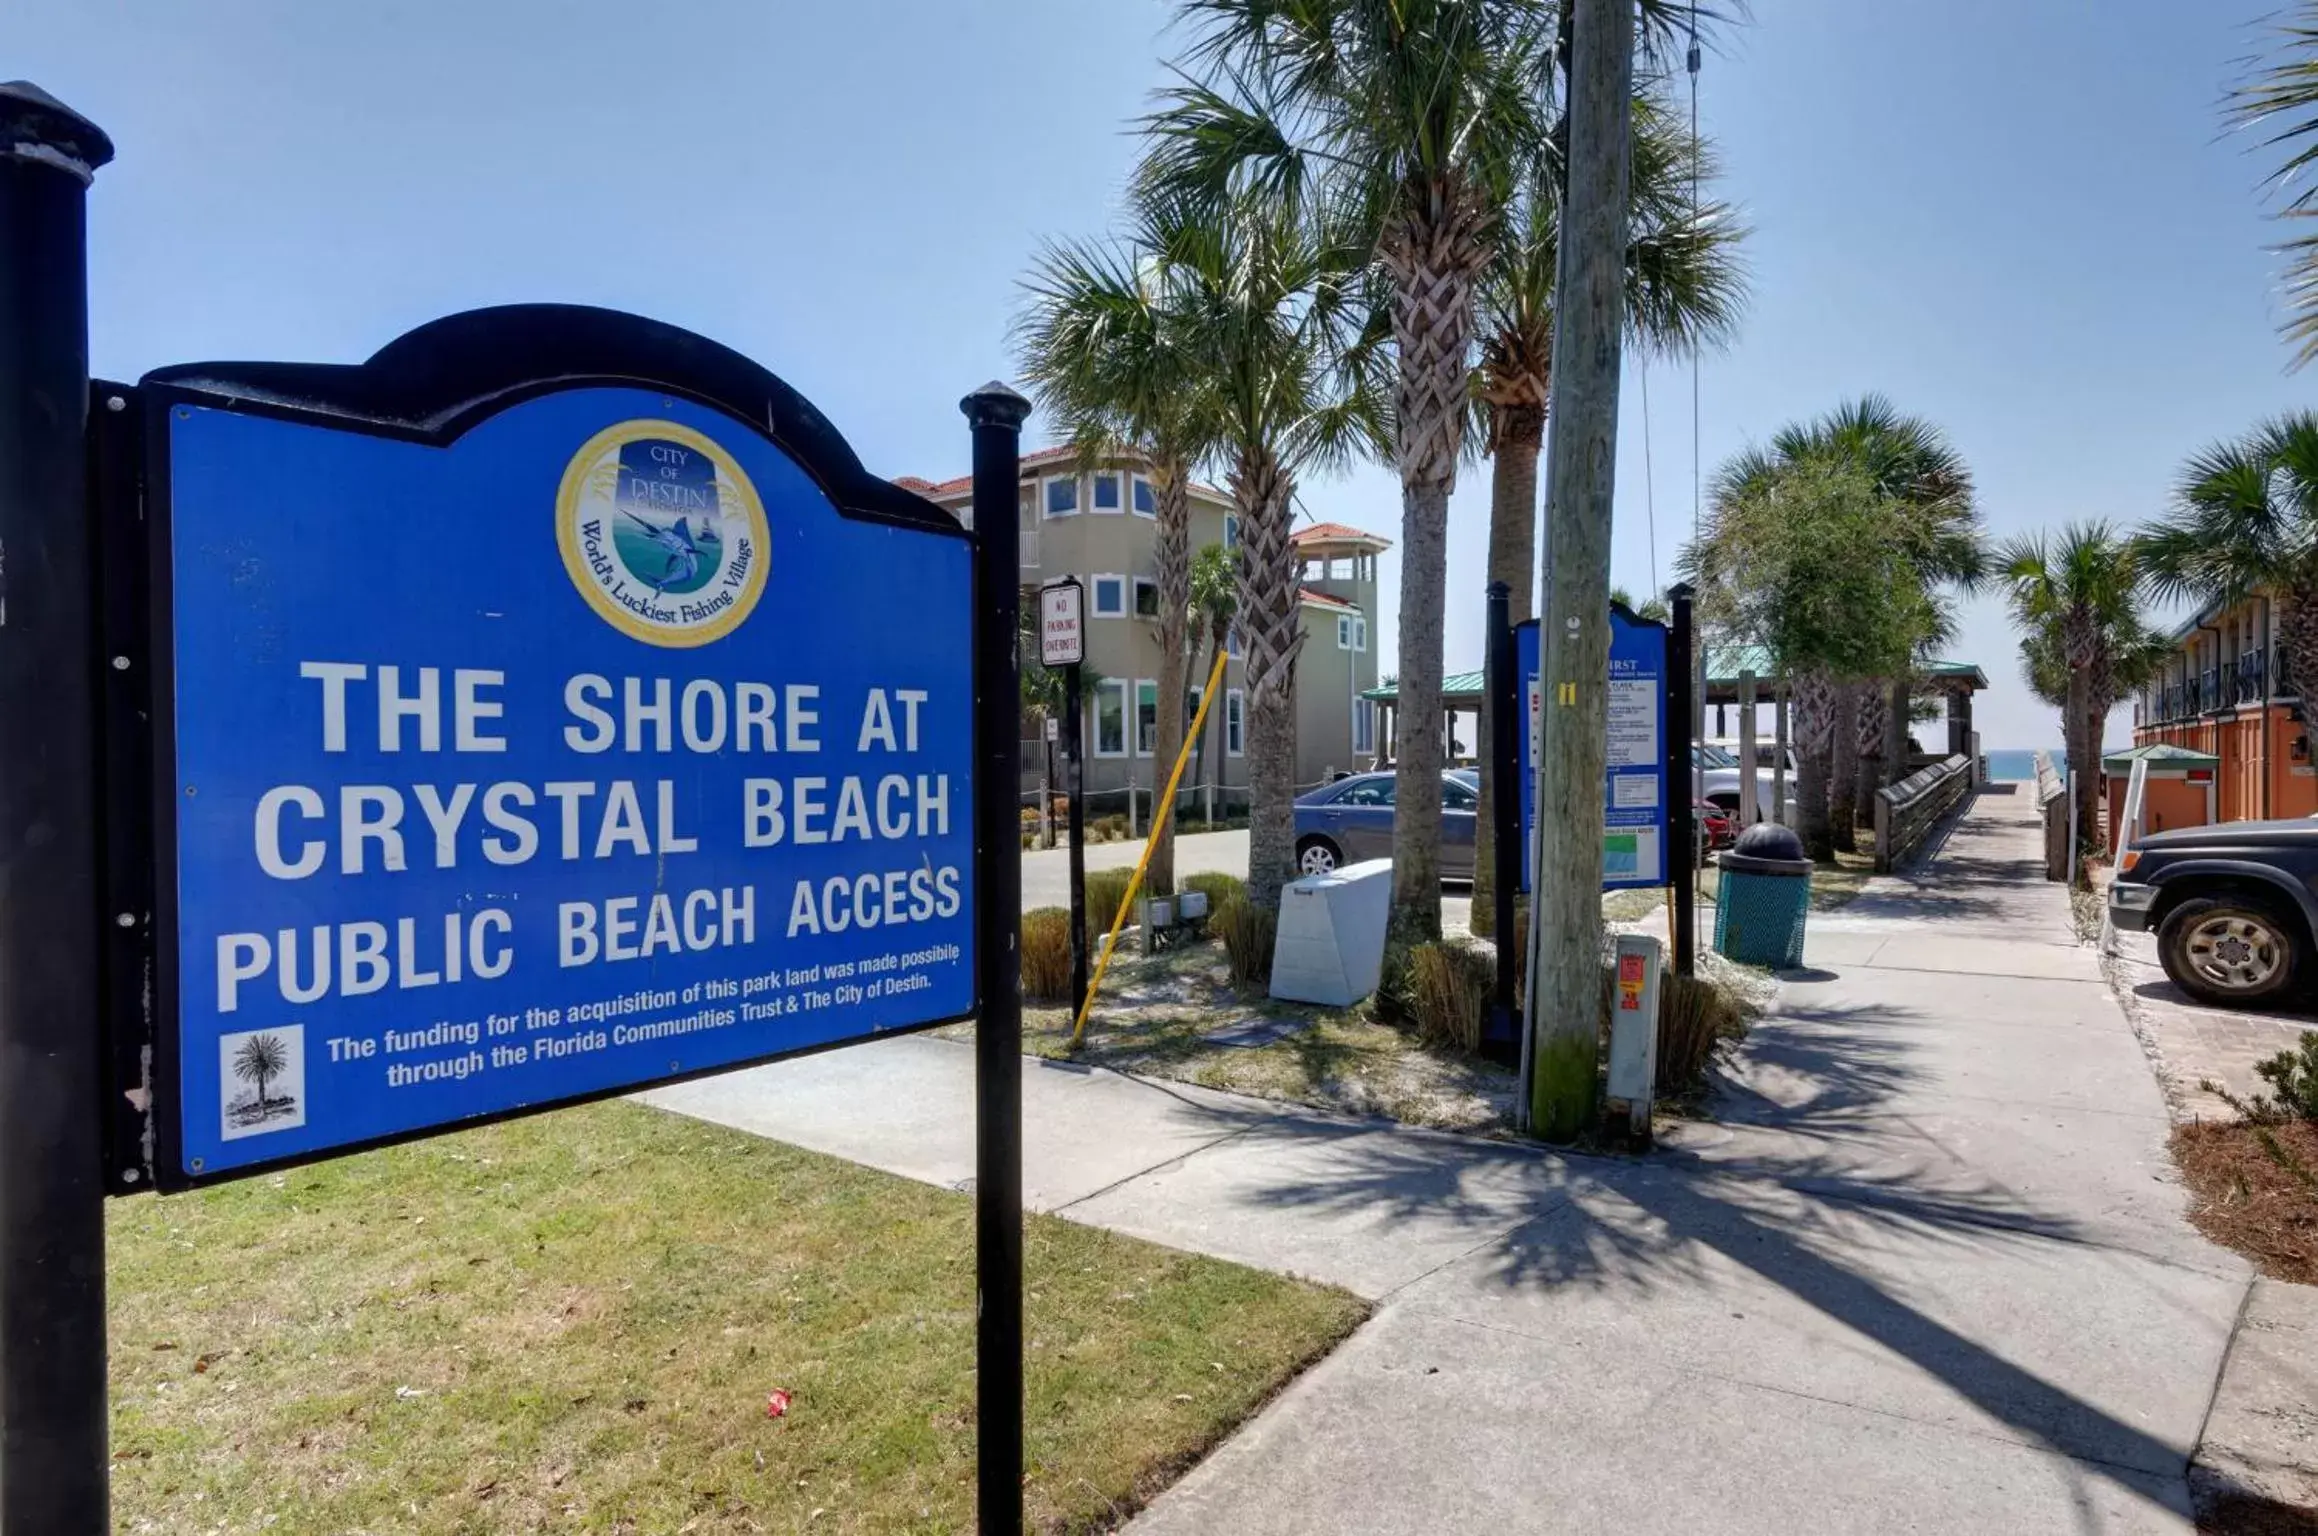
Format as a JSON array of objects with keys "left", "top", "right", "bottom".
[
  {"left": 2033, "top": 751, "right": 2069, "bottom": 881},
  {"left": 1872, "top": 753, "right": 1976, "bottom": 873}
]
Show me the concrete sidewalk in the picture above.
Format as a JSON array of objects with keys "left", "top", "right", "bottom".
[{"left": 647, "top": 791, "right": 2257, "bottom": 1533}]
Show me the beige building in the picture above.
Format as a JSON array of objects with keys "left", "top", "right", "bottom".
[{"left": 897, "top": 447, "right": 1389, "bottom": 812}]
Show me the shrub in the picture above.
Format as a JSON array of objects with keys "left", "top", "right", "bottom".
[
  {"left": 1101, "top": 814, "right": 1129, "bottom": 840},
  {"left": 1213, "top": 896, "right": 1278, "bottom": 989},
  {"left": 1182, "top": 872, "right": 1245, "bottom": 915},
  {"left": 1406, "top": 941, "right": 1494, "bottom": 1055},
  {"left": 2254, "top": 1031, "right": 2318, "bottom": 1122},
  {"left": 1083, "top": 868, "right": 1135, "bottom": 939},
  {"left": 1655, "top": 970, "right": 1749, "bottom": 1095},
  {"left": 1021, "top": 832, "right": 1037, "bottom": 851},
  {"left": 1080, "top": 867, "right": 1172, "bottom": 944},
  {"left": 1020, "top": 908, "right": 1073, "bottom": 1002}
]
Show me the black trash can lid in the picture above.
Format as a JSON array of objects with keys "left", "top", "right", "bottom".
[{"left": 1717, "top": 821, "right": 1812, "bottom": 877}]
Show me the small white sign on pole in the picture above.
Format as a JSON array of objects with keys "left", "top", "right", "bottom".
[{"left": 1040, "top": 578, "right": 1084, "bottom": 668}]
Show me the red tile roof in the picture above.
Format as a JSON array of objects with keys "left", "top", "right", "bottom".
[
  {"left": 892, "top": 475, "right": 937, "bottom": 493},
  {"left": 1299, "top": 587, "right": 1359, "bottom": 611},
  {"left": 1293, "top": 521, "right": 1391, "bottom": 549}
]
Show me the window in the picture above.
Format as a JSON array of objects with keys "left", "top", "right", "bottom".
[
  {"left": 1443, "top": 776, "right": 1477, "bottom": 811},
  {"left": 1043, "top": 475, "right": 1080, "bottom": 518},
  {"left": 1093, "top": 680, "right": 1127, "bottom": 757},
  {"left": 1336, "top": 614, "right": 1365, "bottom": 650},
  {"left": 1133, "top": 576, "right": 1161, "bottom": 619},
  {"left": 1336, "top": 777, "right": 1395, "bottom": 807},
  {"left": 1338, "top": 616, "right": 1353, "bottom": 649},
  {"left": 1224, "top": 513, "right": 1240, "bottom": 548},
  {"left": 1091, "top": 574, "right": 1126, "bottom": 617},
  {"left": 1355, "top": 617, "right": 1366, "bottom": 650},
  {"left": 1353, "top": 697, "right": 1376, "bottom": 756},
  {"left": 1185, "top": 685, "right": 1203, "bottom": 728},
  {"left": 1131, "top": 474, "right": 1157, "bottom": 516},
  {"left": 1091, "top": 470, "right": 1123, "bottom": 514},
  {"left": 1225, "top": 689, "right": 1245, "bottom": 756},
  {"left": 1227, "top": 625, "right": 1242, "bottom": 660},
  {"left": 1135, "top": 680, "right": 1159, "bottom": 755}
]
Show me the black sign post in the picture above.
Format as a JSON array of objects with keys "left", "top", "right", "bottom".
[
  {"left": 1484, "top": 580, "right": 1522, "bottom": 1063},
  {"left": 0, "top": 82, "right": 115, "bottom": 1536},
  {"left": 964, "top": 384, "right": 1030, "bottom": 1536},
  {"left": 1667, "top": 582, "right": 1698, "bottom": 977},
  {"left": 1037, "top": 576, "right": 1089, "bottom": 1014},
  {"left": 1065, "top": 660, "right": 1089, "bottom": 1013}
]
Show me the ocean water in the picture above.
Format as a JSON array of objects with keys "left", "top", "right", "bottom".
[{"left": 1985, "top": 749, "right": 2056, "bottom": 782}]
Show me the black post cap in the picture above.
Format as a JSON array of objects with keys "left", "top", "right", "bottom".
[
  {"left": 1486, "top": 579, "right": 1509, "bottom": 600},
  {"left": 960, "top": 380, "right": 1032, "bottom": 431},
  {"left": 1666, "top": 581, "right": 1695, "bottom": 600},
  {"left": 0, "top": 81, "right": 113, "bottom": 178}
]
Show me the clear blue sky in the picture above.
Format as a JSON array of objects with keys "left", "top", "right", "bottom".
[{"left": 18, "top": 0, "right": 2311, "bottom": 751}]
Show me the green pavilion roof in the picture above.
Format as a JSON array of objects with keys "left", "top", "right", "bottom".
[{"left": 2101, "top": 742, "right": 2219, "bottom": 774}]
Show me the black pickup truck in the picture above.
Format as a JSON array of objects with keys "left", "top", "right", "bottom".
[{"left": 2108, "top": 819, "right": 2318, "bottom": 1009}]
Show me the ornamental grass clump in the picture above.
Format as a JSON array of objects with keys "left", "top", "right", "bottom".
[{"left": 1020, "top": 908, "right": 1073, "bottom": 1002}]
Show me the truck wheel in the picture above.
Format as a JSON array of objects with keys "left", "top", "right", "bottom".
[{"left": 2157, "top": 894, "right": 2303, "bottom": 1009}]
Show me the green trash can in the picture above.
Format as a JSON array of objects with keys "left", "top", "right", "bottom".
[{"left": 1713, "top": 823, "right": 1812, "bottom": 968}]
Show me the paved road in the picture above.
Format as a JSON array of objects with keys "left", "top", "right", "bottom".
[
  {"left": 1020, "top": 829, "right": 1249, "bottom": 910},
  {"left": 2102, "top": 925, "right": 2315, "bottom": 1121},
  {"left": 648, "top": 792, "right": 2254, "bottom": 1533},
  {"left": 1021, "top": 827, "right": 1473, "bottom": 927}
]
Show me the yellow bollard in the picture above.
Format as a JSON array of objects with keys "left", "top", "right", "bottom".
[{"left": 1071, "top": 647, "right": 1230, "bottom": 1046}]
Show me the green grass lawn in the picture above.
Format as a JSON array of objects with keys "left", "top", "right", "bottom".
[{"left": 106, "top": 1101, "right": 1366, "bottom": 1534}]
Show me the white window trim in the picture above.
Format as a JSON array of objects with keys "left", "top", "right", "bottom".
[
  {"left": 1092, "top": 678, "right": 1128, "bottom": 759},
  {"left": 1223, "top": 513, "right": 1240, "bottom": 548},
  {"left": 1225, "top": 688, "right": 1245, "bottom": 757},
  {"left": 1132, "top": 574, "right": 1161, "bottom": 620},
  {"left": 1134, "top": 678, "right": 1159, "bottom": 757},
  {"left": 1128, "top": 472, "right": 1157, "bottom": 519},
  {"left": 1227, "top": 625, "right": 1242, "bottom": 659},
  {"left": 1090, "top": 469, "right": 1126, "bottom": 515},
  {"left": 1353, "top": 697, "right": 1375, "bottom": 756},
  {"left": 1091, "top": 572, "right": 1127, "bottom": 618},
  {"left": 1041, "top": 473, "right": 1081, "bottom": 520},
  {"left": 1355, "top": 617, "right": 1367, "bottom": 651}
]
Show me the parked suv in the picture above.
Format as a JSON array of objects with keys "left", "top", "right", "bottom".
[{"left": 2108, "top": 819, "right": 2318, "bottom": 1008}]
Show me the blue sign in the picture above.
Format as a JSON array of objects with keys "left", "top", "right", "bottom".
[
  {"left": 1516, "top": 608, "right": 1671, "bottom": 892},
  {"left": 151, "top": 337, "right": 975, "bottom": 1183}
]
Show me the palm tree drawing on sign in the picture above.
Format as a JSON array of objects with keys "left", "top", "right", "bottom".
[{"left": 232, "top": 1032, "right": 291, "bottom": 1120}]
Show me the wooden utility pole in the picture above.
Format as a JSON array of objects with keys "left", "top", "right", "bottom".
[{"left": 1523, "top": 0, "right": 1635, "bottom": 1142}]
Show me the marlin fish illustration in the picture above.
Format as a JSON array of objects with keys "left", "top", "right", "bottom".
[{"left": 622, "top": 510, "right": 706, "bottom": 593}]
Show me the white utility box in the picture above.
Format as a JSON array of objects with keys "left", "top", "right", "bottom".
[
  {"left": 1605, "top": 932, "right": 1664, "bottom": 1141},
  {"left": 1268, "top": 858, "right": 1393, "bottom": 1007}
]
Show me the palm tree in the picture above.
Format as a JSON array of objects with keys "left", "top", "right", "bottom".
[
  {"left": 1714, "top": 397, "right": 1981, "bottom": 843},
  {"left": 1684, "top": 455, "right": 1927, "bottom": 861},
  {"left": 1471, "top": 100, "right": 1743, "bottom": 933},
  {"left": 1142, "top": 185, "right": 1384, "bottom": 907},
  {"left": 2229, "top": 5, "right": 2318, "bottom": 366},
  {"left": 1995, "top": 522, "right": 2139, "bottom": 862},
  {"left": 1018, "top": 236, "right": 1211, "bottom": 893},
  {"left": 1143, "top": 0, "right": 1554, "bottom": 944},
  {"left": 1186, "top": 540, "right": 1241, "bottom": 817},
  {"left": 2139, "top": 413, "right": 2318, "bottom": 737},
  {"left": 233, "top": 1032, "right": 290, "bottom": 1112}
]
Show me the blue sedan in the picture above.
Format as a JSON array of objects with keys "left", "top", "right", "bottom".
[{"left": 1292, "top": 769, "right": 1479, "bottom": 879}]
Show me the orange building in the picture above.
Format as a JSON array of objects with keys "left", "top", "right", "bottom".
[{"left": 2130, "top": 592, "right": 2316, "bottom": 822}]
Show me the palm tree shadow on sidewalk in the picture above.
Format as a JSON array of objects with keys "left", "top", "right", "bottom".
[{"left": 1219, "top": 987, "right": 2252, "bottom": 1521}]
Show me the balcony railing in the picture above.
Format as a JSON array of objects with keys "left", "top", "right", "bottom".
[{"left": 2236, "top": 651, "right": 2266, "bottom": 705}]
